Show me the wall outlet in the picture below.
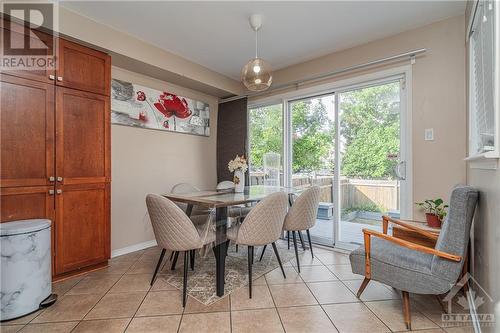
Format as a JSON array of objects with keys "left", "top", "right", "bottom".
[{"left": 424, "top": 128, "right": 434, "bottom": 141}]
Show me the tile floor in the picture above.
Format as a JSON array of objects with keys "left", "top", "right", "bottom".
[{"left": 1, "top": 244, "right": 475, "bottom": 333}]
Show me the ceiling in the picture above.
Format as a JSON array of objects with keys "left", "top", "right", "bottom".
[{"left": 61, "top": 1, "right": 466, "bottom": 80}]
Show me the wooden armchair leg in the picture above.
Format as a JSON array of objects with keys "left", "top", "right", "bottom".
[
  {"left": 402, "top": 291, "right": 411, "bottom": 330},
  {"left": 357, "top": 277, "right": 370, "bottom": 298}
]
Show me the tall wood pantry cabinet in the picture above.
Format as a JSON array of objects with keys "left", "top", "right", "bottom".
[{"left": 1, "top": 19, "right": 111, "bottom": 279}]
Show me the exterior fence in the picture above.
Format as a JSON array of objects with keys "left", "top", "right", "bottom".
[{"left": 250, "top": 172, "right": 400, "bottom": 212}]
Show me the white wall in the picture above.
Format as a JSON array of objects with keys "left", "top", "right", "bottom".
[{"left": 110, "top": 67, "right": 218, "bottom": 253}]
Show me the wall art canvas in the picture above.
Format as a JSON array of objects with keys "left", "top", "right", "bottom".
[{"left": 111, "top": 79, "right": 210, "bottom": 136}]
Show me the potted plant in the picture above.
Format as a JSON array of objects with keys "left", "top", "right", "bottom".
[
  {"left": 415, "top": 198, "right": 449, "bottom": 228},
  {"left": 228, "top": 155, "right": 248, "bottom": 193}
]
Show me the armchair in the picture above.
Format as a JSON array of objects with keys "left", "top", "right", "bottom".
[{"left": 349, "top": 185, "right": 478, "bottom": 330}]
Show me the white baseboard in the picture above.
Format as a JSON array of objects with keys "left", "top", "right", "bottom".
[{"left": 111, "top": 240, "right": 157, "bottom": 258}]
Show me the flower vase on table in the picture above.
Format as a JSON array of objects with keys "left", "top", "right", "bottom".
[{"left": 228, "top": 155, "right": 248, "bottom": 193}]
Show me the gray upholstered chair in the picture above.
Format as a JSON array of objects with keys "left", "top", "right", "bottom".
[
  {"left": 171, "top": 182, "right": 211, "bottom": 217},
  {"left": 349, "top": 185, "right": 478, "bottom": 330},
  {"left": 146, "top": 194, "right": 215, "bottom": 307},
  {"left": 226, "top": 192, "right": 288, "bottom": 298}
]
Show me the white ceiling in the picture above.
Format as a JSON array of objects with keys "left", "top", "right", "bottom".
[{"left": 61, "top": 1, "right": 466, "bottom": 80}]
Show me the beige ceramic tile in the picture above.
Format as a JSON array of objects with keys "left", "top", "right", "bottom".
[
  {"left": 0, "top": 326, "right": 24, "bottom": 333},
  {"left": 110, "top": 274, "right": 152, "bottom": 293},
  {"left": 52, "top": 276, "right": 83, "bottom": 296},
  {"left": 343, "top": 280, "right": 400, "bottom": 301},
  {"left": 1, "top": 309, "right": 43, "bottom": 325},
  {"left": 278, "top": 305, "right": 338, "bottom": 333},
  {"left": 72, "top": 318, "right": 131, "bottom": 333},
  {"left": 150, "top": 275, "right": 178, "bottom": 291},
  {"left": 315, "top": 252, "right": 351, "bottom": 265},
  {"left": 32, "top": 294, "right": 101, "bottom": 323},
  {"left": 265, "top": 266, "right": 303, "bottom": 285},
  {"left": 307, "top": 281, "right": 359, "bottom": 304},
  {"left": 125, "top": 315, "right": 181, "bottom": 333},
  {"left": 18, "top": 321, "right": 78, "bottom": 333},
  {"left": 365, "top": 299, "right": 439, "bottom": 331},
  {"left": 90, "top": 260, "right": 135, "bottom": 276},
  {"left": 290, "top": 251, "right": 325, "bottom": 266},
  {"left": 326, "top": 265, "right": 363, "bottom": 280},
  {"left": 298, "top": 265, "right": 338, "bottom": 282},
  {"left": 444, "top": 326, "right": 475, "bottom": 333},
  {"left": 66, "top": 275, "right": 121, "bottom": 296},
  {"left": 178, "top": 312, "right": 230, "bottom": 333},
  {"left": 253, "top": 276, "right": 267, "bottom": 286},
  {"left": 126, "top": 259, "right": 159, "bottom": 274},
  {"left": 231, "top": 308, "right": 284, "bottom": 333},
  {"left": 230, "top": 285, "right": 275, "bottom": 310},
  {"left": 135, "top": 291, "right": 184, "bottom": 316},
  {"left": 269, "top": 283, "right": 317, "bottom": 307},
  {"left": 323, "top": 302, "right": 389, "bottom": 333},
  {"left": 111, "top": 251, "right": 144, "bottom": 263},
  {"left": 85, "top": 291, "right": 146, "bottom": 320},
  {"left": 184, "top": 296, "right": 229, "bottom": 314}
]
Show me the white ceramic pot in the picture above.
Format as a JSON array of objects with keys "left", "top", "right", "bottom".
[{"left": 233, "top": 170, "right": 245, "bottom": 193}]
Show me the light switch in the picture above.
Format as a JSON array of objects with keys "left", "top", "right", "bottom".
[{"left": 425, "top": 128, "right": 434, "bottom": 141}]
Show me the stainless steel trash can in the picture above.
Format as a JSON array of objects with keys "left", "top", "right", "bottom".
[{"left": 1, "top": 219, "right": 57, "bottom": 321}]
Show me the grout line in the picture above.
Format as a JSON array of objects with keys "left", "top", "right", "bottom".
[{"left": 265, "top": 269, "right": 287, "bottom": 333}]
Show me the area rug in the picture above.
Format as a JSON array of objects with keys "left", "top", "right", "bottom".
[{"left": 161, "top": 242, "right": 295, "bottom": 305}]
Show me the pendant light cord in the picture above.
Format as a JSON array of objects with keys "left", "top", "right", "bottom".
[{"left": 255, "top": 29, "right": 258, "bottom": 59}]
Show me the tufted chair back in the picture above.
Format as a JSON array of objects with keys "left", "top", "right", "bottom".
[
  {"left": 283, "top": 186, "right": 321, "bottom": 231},
  {"left": 146, "top": 194, "right": 203, "bottom": 251},
  {"left": 236, "top": 192, "right": 288, "bottom": 246}
]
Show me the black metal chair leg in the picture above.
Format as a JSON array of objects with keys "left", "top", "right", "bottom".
[
  {"left": 298, "top": 231, "right": 306, "bottom": 250},
  {"left": 190, "top": 249, "right": 195, "bottom": 270},
  {"left": 287, "top": 231, "right": 290, "bottom": 249},
  {"left": 236, "top": 244, "right": 239, "bottom": 252},
  {"left": 150, "top": 248, "right": 166, "bottom": 286},
  {"left": 292, "top": 231, "right": 300, "bottom": 272},
  {"left": 259, "top": 244, "right": 267, "bottom": 262},
  {"left": 271, "top": 242, "right": 286, "bottom": 279},
  {"left": 225, "top": 240, "right": 230, "bottom": 257},
  {"left": 171, "top": 251, "right": 179, "bottom": 270},
  {"left": 248, "top": 246, "right": 254, "bottom": 298},
  {"left": 306, "top": 229, "right": 314, "bottom": 259},
  {"left": 183, "top": 251, "right": 188, "bottom": 307},
  {"left": 169, "top": 251, "right": 174, "bottom": 261}
]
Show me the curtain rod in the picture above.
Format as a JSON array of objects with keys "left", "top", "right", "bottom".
[{"left": 220, "top": 48, "right": 427, "bottom": 103}]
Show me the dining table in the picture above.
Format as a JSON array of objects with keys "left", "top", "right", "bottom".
[{"left": 162, "top": 185, "right": 297, "bottom": 297}]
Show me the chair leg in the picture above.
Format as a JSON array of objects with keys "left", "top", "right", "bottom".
[
  {"left": 225, "top": 240, "right": 230, "bottom": 257},
  {"left": 248, "top": 246, "right": 254, "bottom": 298},
  {"left": 150, "top": 248, "right": 166, "bottom": 286},
  {"left": 170, "top": 251, "right": 179, "bottom": 270},
  {"left": 356, "top": 277, "right": 370, "bottom": 298},
  {"left": 436, "top": 294, "right": 448, "bottom": 314},
  {"left": 169, "top": 251, "right": 174, "bottom": 261},
  {"left": 298, "top": 231, "right": 306, "bottom": 251},
  {"left": 259, "top": 245, "right": 267, "bottom": 262},
  {"left": 183, "top": 251, "right": 189, "bottom": 307},
  {"left": 190, "top": 249, "right": 195, "bottom": 271},
  {"left": 306, "top": 229, "right": 314, "bottom": 259},
  {"left": 287, "top": 231, "right": 290, "bottom": 250},
  {"left": 272, "top": 242, "right": 286, "bottom": 279},
  {"left": 236, "top": 244, "right": 239, "bottom": 252},
  {"left": 292, "top": 231, "right": 300, "bottom": 273},
  {"left": 402, "top": 291, "right": 411, "bottom": 330}
]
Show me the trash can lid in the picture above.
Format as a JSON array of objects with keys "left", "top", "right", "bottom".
[{"left": 0, "top": 219, "right": 51, "bottom": 237}]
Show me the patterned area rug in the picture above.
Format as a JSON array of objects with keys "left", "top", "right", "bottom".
[{"left": 162, "top": 242, "right": 295, "bottom": 305}]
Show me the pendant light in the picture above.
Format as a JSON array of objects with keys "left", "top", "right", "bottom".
[{"left": 241, "top": 14, "right": 273, "bottom": 92}]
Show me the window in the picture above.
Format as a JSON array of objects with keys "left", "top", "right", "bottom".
[
  {"left": 248, "top": 103, "right": 283, "bottom": 185},
  {"left": 469, "top": 0, "right": 498, "bottom": 157}
]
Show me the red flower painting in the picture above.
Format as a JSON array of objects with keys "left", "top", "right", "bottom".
[{"left": 153, "top": 93, "right": 192, "bottom": 119}]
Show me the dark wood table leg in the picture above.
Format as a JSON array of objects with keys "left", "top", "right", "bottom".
[{"left": 214, "top": 207, "right": 228, "bottom": 297}]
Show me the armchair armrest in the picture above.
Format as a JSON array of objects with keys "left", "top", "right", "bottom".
[
  {"left": 362, "top": 228, "right": 461, "bottom": 279},
  {"left": 382, "top": 215, "right": 439, "bottom": 241}
]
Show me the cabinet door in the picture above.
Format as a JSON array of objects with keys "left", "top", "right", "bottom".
[
  {"left": 54, "top": 183, "right": 110, "bottom": 275},
  {"left": 57, "top": 38, "right": 111, "bottom": 96},
  {"left": 1, "top": 186, "right": 54, "bottom": 222},
  {"left": 0, "top": 21, "right": 55, "bottom": 84},
  {"left": 56, "top": 87, "right": 110, "bottom": 185},
  {"left": 1, "top": 74, "right": 55, "bottom": 187}
]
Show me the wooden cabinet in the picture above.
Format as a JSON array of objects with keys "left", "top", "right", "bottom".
[
  {"left": 0, "top": 21, "right": 111, "bottom": 279},
  {"left": 57, "top": 39, "right": 111, "bottom": 96},
  {"left": 0, "top": 74, "right": 55, "bottom": 187}
]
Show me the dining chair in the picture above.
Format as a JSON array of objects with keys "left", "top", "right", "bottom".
[
  {"left": 349, "top": 185, "right": 478, "bottom": 329},
  {"left": 226, "top": 192, "right": 288, "bottom": 298},
  {"left": 171, "top": 182, "right": 211, "bottom": 217},
  {"left": 146, "top": 194, "right": 215, "bottom": 307},
  {"left": 260, "top": 186, "right": 320, "bottom": 272}
]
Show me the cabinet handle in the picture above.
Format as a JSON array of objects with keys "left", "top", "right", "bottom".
[
  {"left": 57, "top": 176, "right": 63, "bottom": 182},
  {"left": 49, "top": 189, "right": 55, "bottom": 195},
  {"left": 49, "top": 75, "right": 55, "bottom": 80},
  {"left": 56, "top": 189, "right": 63, "bottom": 195},
  {"left": 49, "top": 176, "right": 55, "bottom": 182},
  {"left": 57, "top": 76, "right": 63, "bottom": 82}
]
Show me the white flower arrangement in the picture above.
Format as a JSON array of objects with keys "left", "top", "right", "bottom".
[{"left": 228, "top": 155, "right": 248, "bottom": 173}]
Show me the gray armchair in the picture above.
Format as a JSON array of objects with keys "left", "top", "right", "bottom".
[{"left": 349, "top": 185, "right": 478, "bottom": 330}]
